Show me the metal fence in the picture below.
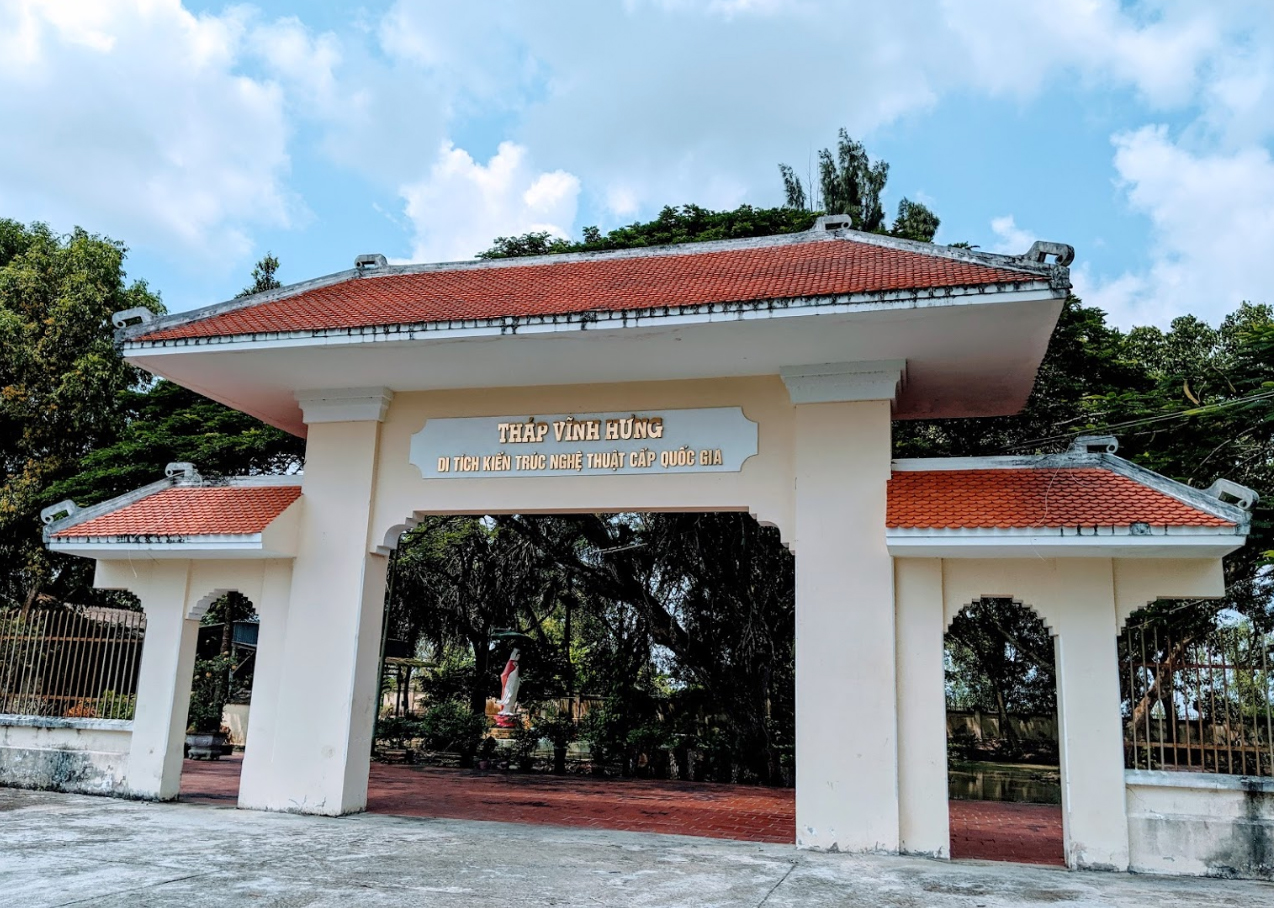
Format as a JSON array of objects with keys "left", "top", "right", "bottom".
[
  {"left": 0, "top": 606, "right": 146, "bottom": 719},
  {"left": 1121, "top": 616, "right": 1274, "bottom": 777}
]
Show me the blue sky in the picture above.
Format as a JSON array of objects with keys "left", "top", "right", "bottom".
[{"left": 2, "top": 1, "right": 1272, "bottom": 328}]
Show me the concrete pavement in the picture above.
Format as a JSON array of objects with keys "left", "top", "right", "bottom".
[{"left": 1, "top": 786, "right": 1268, "bottom": 907}]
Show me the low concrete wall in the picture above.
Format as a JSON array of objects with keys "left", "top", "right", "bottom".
[
  {"left": 0, "top": 714, "right": 132, "bottom": 796},
  {"left": 1127, "top": 769, "right": 1274, "bottom": 880}
]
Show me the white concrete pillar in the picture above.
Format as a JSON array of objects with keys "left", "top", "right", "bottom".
[
  {"left": 785, "top": 361, "right": 903, "bottom": 852},
  {"left": 1053, "top": 558, "right": 1130, "bottom": 871},
  {"left": 126, "top": 561, "right": 198, "bottom": 800},
  {"left": 257, "top": 388, "right": 392, "bottom": 815},
  {"left": 236, "top": 560, "right": 293, "bottom": 809},
  {"left": 894, "top": 558, "right": 950, "bottom": 857}
]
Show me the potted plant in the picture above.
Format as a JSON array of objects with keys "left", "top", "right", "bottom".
[{"left": 186, "top": 654, "right": 232, "bottom": 760}]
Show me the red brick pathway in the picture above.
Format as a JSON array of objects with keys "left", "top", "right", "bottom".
[
  {"left": 180, "top": 757, "right": 1063, "bottom": 863},
  {"left": 949, "top": 799, "right": 1065, "bottom": 866}
]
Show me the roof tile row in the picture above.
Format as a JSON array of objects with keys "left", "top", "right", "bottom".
[
  {"left": 52, "top": 486, "right": 301, "bottom": 538},
  {"left": 887, "top": 468, "right": 1232, "bottom": 529},
  {"left": 138, "top": 238, "right": 1037, "bottom": 342},
  {"left": 51, "top": 467, "right": 1229, "bottom": 541}
]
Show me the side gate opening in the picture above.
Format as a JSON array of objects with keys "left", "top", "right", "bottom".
[
  {"left": 179, "top": 591, "right": 258, "bottom": 805},
  {"left": 944, "top": 597, "right": 1064, "bottom": 865}
]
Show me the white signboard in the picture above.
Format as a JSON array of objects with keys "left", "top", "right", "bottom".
[{"left": 409, "top": 408, "right": 758, "bottom": 479}]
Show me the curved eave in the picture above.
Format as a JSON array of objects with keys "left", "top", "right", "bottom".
[
  {"left": 48, "top": 533, "right": 297, "bottom": 560},
  {"left": 887, "top": 525, "right": 1247, "bottom": 559},
  {"left": 120, "top": 284, "right": 1065, "bottom": 438},
  {"left": 122, "top": 281, "right": 1057, "bottom": 354}
]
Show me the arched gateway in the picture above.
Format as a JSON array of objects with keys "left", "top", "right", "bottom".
[{"left": 39, "top": 220, "right": 1253, "bottom": 870}]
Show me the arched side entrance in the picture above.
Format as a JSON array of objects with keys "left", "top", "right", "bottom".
[
  {"left": 944, "top": 597, "right": 1063, "bottom": 865},
  {"left": 92, "top": 559, "right": 294, "bottom": 803},
  {"left": 896, "top": 556, "right": 1230, "bottom": 870},
  {"left": 177, "top": 590, "right": 259, "bottom": 804}
]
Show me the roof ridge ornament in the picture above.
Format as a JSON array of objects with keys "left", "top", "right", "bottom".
[
  {"left": 812, "top": 215, "right": 852, "bottom": 232},
  {"left": 1023, "top": 241, "right": 1075, "bottom": 267},
  {"left": 111, "top": 307, "right": 155, "bottom": 329},
  {"left": 355, "top": 253, "right": 388, "bottom": 271},
  {"left": 165, "top": 462, "right": 202, "bottom": 481},
  {"left": 1068, "top": 434, "right": 1119, "bottom": 455},
  {"left": 40, "top": 500, "right": 79, "bottom": 525},
  {"left": 1204, "top": 478, "right": 1258, "bottom": 511}
]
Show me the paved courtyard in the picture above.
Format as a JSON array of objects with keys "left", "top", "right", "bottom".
[
  {"left": 2, "top": 785, "right": 1268, "bottom": 908},
  {"left": 181, "top": 756, "right": 1063, "bottom": 864}
]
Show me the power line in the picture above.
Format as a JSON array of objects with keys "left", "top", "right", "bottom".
[{"left": 1004, "top": 388, "right": 1274, "bottom": 452}]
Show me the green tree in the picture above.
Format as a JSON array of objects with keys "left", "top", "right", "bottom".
[
  {"left": 0, "top": 220, "right": 161, "bottom": 611},
  {"left": 779, "top": 129, "right": 941, "bottom": 242},
  {"left": 778, "top": 163, "right": 807, "bottom": 210},
  {"left": 816, "top": 128, "right": 889, "bottom": 231},
  {"left": 47, "top": 379, "right": 304, "bottom": 508},
  {"left": 48, "top": 249, "right": 305, "bottom": 516},
  {"left": 478, "top": 204, "right": 816, "bottom": 260},
  {"left": 890, "top": 198, "right": 942, "bottom": 243},
  {"left": 389, "top": 516, "right": 558, "bottom": 716},
  {"left": 945, "top": 599, "right": 1057, "bottom": 741}
]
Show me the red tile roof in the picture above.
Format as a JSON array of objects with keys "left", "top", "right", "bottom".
[
  {"left": 137, "top": 238, "right": 1039, "bottom": 342},
  {"left": 53, "top": 486, "right": 301, "bottom": 538},
  {"left": 887, "top": 468, "right": 1233, "bottom": 530}
]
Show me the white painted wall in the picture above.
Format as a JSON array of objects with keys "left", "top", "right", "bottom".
[
  {"left": 249, "top": 419, "right": 388, "bottom": 815},
  {"left": 892, "top": 556, "right": 1228, "bottom": 869},
  {"left": 369, "top": 377, "right": 797, "bottom": 547},
  {"left": 237, "top": 561, "right": 293, "bottom": 808},
  {"left": 894, "top": 558, "right": 949, "bottom": 857},
  {"left": 0, "top": 716, "right": 131, "bottom": 795},
  {"left": 792, "top": 398, "right": 899, "bottom": 852}
]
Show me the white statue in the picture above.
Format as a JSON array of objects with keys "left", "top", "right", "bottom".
[{"left": 494, "top": 648, "right": 521, "bottom": 728}]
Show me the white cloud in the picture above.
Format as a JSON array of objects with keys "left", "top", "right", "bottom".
[
  {"left": 4, "top": 0, "right": 1273, "bottom": 319},
  {"left": 0, "top": 0, "right": 296, "bottom": 264},
  {"left": 605, "top": 186, "right": 641, "bottom": 219},
  {"left": 988, "top": 216, "right": 1037, "bottom": 256},
  {"left": 400, "top": 142, "right": 580, "bottom": 263},
  {"left": 372, "top": 0, "right": 1270, "bottom": 240},
  {"left": 939, "top": 0, "right": 1226, "bottom": 107},
  {"left": 247, "top": 16, "right": 342, "bottom": 114},
  {"left": 1078, "top": 126, "right": 1274, "bottom": 327}
]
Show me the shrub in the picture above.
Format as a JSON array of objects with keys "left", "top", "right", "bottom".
[
  {"left": 508, "top": 721, "right": 542, "bottom": 771},
  {"left": 533, "top": 707, "right": 578, "bottom": 775},
  {"left": 419, "top": 700, "right": 488, "bottom": 756},
  {"left": 578, "top": 704, "right": 624, "bottom": 776},
  {"left": 376, "top": 716, "right": 426, "bottom": 749}
]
